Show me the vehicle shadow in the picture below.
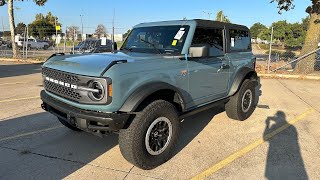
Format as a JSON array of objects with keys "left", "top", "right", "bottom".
[
  {"left": 263, "top": 111, "right": 308, "bottom": 180},
  {"left": 0, "top": 62, "right": 42, "bottom": 78},
  {"left": 175, "top": 105, "right": 225, "bottom": 156},
  {"left": 0, "top": 112, "right": 120, "bottom": 179},
  {"left": 175, "top": 77, "right": 262, "bottom": 157}
]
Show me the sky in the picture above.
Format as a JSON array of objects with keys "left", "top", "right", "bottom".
[{"left": 0, "top": 0, "right": 312, "bottom": 34}]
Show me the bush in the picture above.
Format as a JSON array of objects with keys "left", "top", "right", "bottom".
[{"left": 281, "top": 51, "right": 296, "bottom": 61}]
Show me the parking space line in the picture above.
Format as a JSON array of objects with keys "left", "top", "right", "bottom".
[
  {"left": 191, "top": 108, "right": 315, "bottom": 180},
  {"left": 0, "top": 82, "right": 26, "bottom": 86},
  {"left": 0, "top": 96, "right": 40, "bottom": 103},
  {"left": 0, "top": 126, "right": 63, "bottom": 142}
]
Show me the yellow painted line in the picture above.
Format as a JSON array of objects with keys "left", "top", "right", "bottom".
[
  {"left": 0, "top": 82, "right": 26, "bottom": 86},
  {"left": 0, "top": 96, "right": 40, "bottom": 103},
  {"left": 0, "top": 126, "right": 63, "bottom": 142},
  {"left": 191, "top": 108, "right": 315, "bottom": 180}
]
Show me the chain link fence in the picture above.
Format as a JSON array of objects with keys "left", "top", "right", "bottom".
[{"left": 254, "top": 41, "right": 320, "bottom": 76}]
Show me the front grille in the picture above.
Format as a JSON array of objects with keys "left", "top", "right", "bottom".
[
  {"left": 42, "top": 68, "right": 82, "bottom": 101},
  {"left": 42, "top": 68, "right": 80, "bottom": 84},
  {"left": 44, "top": 81, "right": 81, "bottom": 100}
]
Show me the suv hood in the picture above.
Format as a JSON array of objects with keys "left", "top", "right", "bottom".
[{"left": 43, "top": 52, "right": 135, "bottom": 77}]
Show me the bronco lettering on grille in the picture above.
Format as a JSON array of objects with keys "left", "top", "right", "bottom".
[{"left": 45, "top": 76, "right": 78, "bottom": 89}]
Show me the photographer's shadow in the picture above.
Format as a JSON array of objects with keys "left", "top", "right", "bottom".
[{"left": 263, "top": 111, "right": 308, "bottom": 180}]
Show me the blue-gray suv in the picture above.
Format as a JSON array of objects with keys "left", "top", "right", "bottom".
[{"left": 40, "top": 19, "right": 259, "bottom": 169}]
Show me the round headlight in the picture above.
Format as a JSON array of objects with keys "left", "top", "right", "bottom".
[{"left": 88, "top": 81, "right": 105, "bottom": 101}]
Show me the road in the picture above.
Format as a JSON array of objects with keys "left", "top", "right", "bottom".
[{"left": 0, "top": 61, "right": 320, "bottom": 180}]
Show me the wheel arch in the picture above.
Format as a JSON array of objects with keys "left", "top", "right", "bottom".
[
  {"left": 228, "top": 67, "right": 258, "bottom": 97},
  {"left": 119, "top": 82, "right": 186, "bottom": 113}
]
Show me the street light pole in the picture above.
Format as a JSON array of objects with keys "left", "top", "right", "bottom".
[{"left": 202, "top": 11, "right": 212, "bottom": 20}]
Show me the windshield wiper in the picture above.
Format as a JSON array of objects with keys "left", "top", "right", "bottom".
[{"left": 140, "top": 39, "right": 162, "bottom": 54}]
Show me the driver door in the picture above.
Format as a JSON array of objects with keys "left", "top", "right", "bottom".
[{"left": 187, "top": 27, "right": 230, "bottom": 106}]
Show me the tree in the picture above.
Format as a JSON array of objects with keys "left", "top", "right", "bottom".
[
  {"left": 27, "top": 12, "right": 61, "bottom": 39},
  {"left": 216, "top": 10, "right": 230, "bottom": 23},
  {"left": 15, "top": 22, "right": 26, "bottom": 35},
  {"left": 95, "top": 24, "right": 107, "bottom": 38},
  {"left": 35, "top": 13, "right": 45, "bottom": 21},
  {"left": 45, "top": 12, "right": 61, "bottom": 27},
  {"left": 271, "top": 20, "right": 290, "bottom": 47},
  {"left": 0, "top": 0, "right": 48, "bottom": 58},
  {"left": 271, "top": 0, "right": 320, "bottom": 73},
  {"left": 250, "top": 23, "right": 268, "bottom": 39},
  {"left": 258, "top": 28, "right": 271, "bottom": 41},
  {"left": 123, "top": 29, "right": 131, "bottom": 40},
  {"left": 67, "top": 26, "right": 80, "bottom": 41},
  {"left": 28, "top": 21, "right": 55, "bottom": 39}
]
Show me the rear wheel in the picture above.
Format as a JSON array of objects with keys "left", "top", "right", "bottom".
[
  {"left": 119, "top": 100, "right": 180, "bottom": 170},
  {"left": 57, "top": 118, "right": 82, "bottom": 131},
  {"left": 225, "top": 79, "right": 256, "bottom": 121}
]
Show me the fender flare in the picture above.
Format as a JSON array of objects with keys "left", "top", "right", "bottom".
[
  {"left": 119, "top": 82, "right": 186, "bottom": 112},
  {"left": 228, "top": 67, "right": 258, "bottom": 97}
]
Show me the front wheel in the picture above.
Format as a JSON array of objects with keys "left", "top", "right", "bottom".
[
  {"left": 225, "top": 79, "right": 257, "bottom": 121},
  {"left": 119, "top": 100, "right": 180, "bottom": 170}
]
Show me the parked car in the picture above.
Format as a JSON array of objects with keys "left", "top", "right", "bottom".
[
  {"left": 40, "top": 19, "right": 258, "bottom": 169},
  {"left": 72, "top": 39, "right": 114, "bottom": 54},
  {"left": 17, "top": 38, "right": 50, "bottom": 50}
]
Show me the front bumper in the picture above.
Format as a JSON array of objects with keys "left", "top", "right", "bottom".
[{"left": 40, "top": 90, "right": 130, "bottom": 135}]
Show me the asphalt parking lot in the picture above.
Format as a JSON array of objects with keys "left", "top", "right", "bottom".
[{"left": 0, "top": 60, "right": 320, "bottom": 180}]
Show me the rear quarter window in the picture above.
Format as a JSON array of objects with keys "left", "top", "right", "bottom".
[{"left": 229, "top": 29, "right": 251, "bottom": 52}]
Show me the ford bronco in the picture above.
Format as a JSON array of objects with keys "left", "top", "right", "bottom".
[{"left": 41, "top": 19, "right": 258, "bottom": 170}]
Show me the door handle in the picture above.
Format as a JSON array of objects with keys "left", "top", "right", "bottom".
[{"left": 220, "top": 64, "right": 230, "bottom": 69}]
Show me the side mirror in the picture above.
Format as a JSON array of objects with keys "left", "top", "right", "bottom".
[{"left": 188, "top": 45, "right": 209, "bottom": 58}]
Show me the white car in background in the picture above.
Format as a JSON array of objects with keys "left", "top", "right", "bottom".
[{"left": 17, "top": 38, "right": 50, "bottom": 50}]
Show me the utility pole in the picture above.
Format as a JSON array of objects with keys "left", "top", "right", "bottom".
[
  {"left": 80, "top": 14, "right": 84, "bottom": 41},
  {"left": 22, "top": 26, "right": 26, "bottom": 58},
  {"left": 268, "top": 27, "right": 274, "bottom": 73},
  {"left": 112, "top": 9, "right": 115, "bottom": 51},
  {"left": 64, "top": 26, "right": 67, "bottom": 53},
  {"left": 26, "top": 25, "right": 28, "bottom": 59},
  {"left": 1, "top": 17, "right": 5, "bottom": 39},
  {"left": 72, "top": 28, "right": 75, "bottom": 54}
]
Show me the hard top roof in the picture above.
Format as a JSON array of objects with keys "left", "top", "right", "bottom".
[{"left": 134, "top": 19, "right": 249, "bottom": 31}]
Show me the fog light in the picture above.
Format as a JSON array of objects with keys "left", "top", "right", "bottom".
[{"left": 88, "top": 81, "right": 105, "bottom": 101}]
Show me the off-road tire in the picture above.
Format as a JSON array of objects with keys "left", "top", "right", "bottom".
[
  {"left": 225, "top": 79, "right": 256, "bottom": 121},
  {"left": 57, "top": 118, "right": 82, "bottom": 131},
  {"left": 119, "top": 100, "right": 180, "bottom": 170}
]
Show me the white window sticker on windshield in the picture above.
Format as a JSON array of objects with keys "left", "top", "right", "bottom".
[
  {"left": 231, "top": 38, "right": 235, "bottom": 47},
  {"left": 174, "top": 30, "right": 185, "bottom": 40}
]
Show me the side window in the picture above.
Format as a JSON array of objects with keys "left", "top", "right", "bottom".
[
  {"left": 192, "top": 27, "right": 224, "bottom": 57},
  {"left": 229, "top": 29, "right": 251, "bottom": 51}
]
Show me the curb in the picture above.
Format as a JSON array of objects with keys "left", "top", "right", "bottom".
[
  {"left": 258, "top": 73, "right": 320, "bottom": 81},
  {"left": 0, "top": 58, "right": 45, "bottom": 64}
]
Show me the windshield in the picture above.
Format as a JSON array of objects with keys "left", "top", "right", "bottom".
[{"left": 121, "top": 25, "right": 190, "bottom": 55}]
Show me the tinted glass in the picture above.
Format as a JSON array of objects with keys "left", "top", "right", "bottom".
[
  {"left": 229, "top": 29, "right": 251, "bottom": 51},
  {"left": 192, "top": 28, "right": 224, "bottom": 56},
  {"left": 122, "top": 25, "right": 190, "bottom": 55}
]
